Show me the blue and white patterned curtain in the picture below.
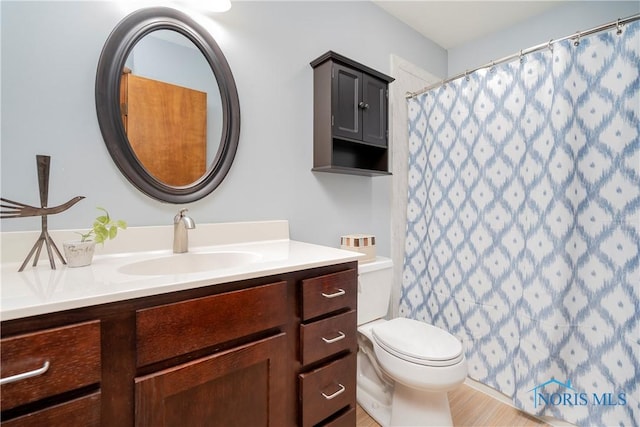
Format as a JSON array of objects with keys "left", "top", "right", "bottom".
[{"left": 402, "top": 22, "right": 639, "bottom": 426}]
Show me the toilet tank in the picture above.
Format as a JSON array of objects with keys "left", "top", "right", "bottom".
[{"left": 357, "top": 257, "right": 393, "bottom": 326}]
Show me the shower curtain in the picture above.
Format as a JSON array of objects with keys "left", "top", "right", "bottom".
[{"left": 402, "top": 22, "right": 639, "bottom": 426}]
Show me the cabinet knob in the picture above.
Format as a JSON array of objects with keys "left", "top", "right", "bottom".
[{"left": 358, "top": 102, "right": 369, "bottom": 110}]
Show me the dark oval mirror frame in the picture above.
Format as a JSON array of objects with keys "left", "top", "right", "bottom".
[{"left": 95, "top": 7, "right": 240, "bottom": 203}]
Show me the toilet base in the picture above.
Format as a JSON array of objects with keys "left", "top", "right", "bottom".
[
  {"left": 358, "top": 346, "right": 456, "bottom": 427},
  {"left": 357, "top": 346, "right": 392, "bottom": 426},
  {"left": 390, "top": 383, "right": 453, "bottom": 427},
  {"left": 357, "top": 382, "right": 391, "bottom": 427}
]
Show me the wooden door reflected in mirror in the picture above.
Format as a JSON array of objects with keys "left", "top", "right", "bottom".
[{"left": 121, "top": 70, "right": 207, "bottom": 186}]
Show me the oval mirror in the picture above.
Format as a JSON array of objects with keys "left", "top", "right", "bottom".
[{"left": 95, "top": 7, "right": 240, "bottom": 203}]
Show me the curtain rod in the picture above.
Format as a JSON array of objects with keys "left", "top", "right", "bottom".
[{"left": 406, "top": 13, "right": 640, "bottom": 99}]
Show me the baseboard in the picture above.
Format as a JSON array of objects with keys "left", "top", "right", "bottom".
[{"left": 463, "top": 378, "right": 577, "bottom": 427}]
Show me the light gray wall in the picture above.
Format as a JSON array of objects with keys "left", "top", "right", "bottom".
[
  {"left": 448, "top": 1, "right": 640, "bottom": 76},
  {"left": 0, "top": 1, "right": 445, "bottom": 255}
]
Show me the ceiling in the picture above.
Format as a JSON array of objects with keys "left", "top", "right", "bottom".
[{"left": 372, "top": 1, "right": 565, "bottom": 49}]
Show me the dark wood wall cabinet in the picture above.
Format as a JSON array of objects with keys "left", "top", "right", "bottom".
[
  {"left": 310, "top": 51, "right": 394, "bottom": 176},
  {"left": 0, "top": 262, "right": 357, "bottom": 427}
]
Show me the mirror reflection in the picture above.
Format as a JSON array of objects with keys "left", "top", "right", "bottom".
[{"left": 121, "top": 30, "right": 222, "bottom": 187}]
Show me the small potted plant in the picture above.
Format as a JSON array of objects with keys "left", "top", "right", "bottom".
[{"left": 63, "top": 207, "right": 127, "bottom": 267}]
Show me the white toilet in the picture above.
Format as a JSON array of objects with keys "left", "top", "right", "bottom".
[{"left": 357, "top": 257, "right": 468, "bottom": 427}]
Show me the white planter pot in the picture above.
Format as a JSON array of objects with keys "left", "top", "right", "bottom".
[{"left": 63, "top": 241, "right": 96, "bottom": 268}]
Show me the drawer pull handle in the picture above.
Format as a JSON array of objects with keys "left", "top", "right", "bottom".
[
  {"left": 321, "top": 289, "right": 345, "bottom": 299},
  {"left": 322, "top": 331, "right": 346, "bottom": 344},
  {"left": 0, "top": 361, "right": 50, "bottom": 386},
  {"left": 322, "top": 383, "right": 346, "bottom": 400}
]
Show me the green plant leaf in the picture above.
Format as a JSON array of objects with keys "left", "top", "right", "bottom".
[{"left": 84, "top": 207, "right": 126, "bottom": 245}]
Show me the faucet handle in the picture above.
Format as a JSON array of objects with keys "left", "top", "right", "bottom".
[
  {"left": 174, "top": 208, "right": 189, "bottom": 223},
  {"left": 174, "top": 208, "right": 195, "bottom": 229}
]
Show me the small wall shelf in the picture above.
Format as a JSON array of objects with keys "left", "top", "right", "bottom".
[{"left": 310, "top": 51, "right": 394, "bottom": 176}]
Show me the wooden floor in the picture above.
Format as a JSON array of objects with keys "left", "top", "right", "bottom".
[{"left": 356, "top": 384, "right": 549, "bottom": 427}]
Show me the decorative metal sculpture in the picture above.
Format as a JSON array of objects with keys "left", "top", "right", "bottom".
[{"left": 1, "top": 155, "right": 84, "bottom": 271}]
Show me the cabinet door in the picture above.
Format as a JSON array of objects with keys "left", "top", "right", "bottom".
[
  {"left": 362, "top": 74, "right": 388, "bottom": 147},
  {"left": 332, "top": 64, "right": 362, "bottom": 141},
  {"left": 135, "top": 333, "right": 287, "bottom": 427}
]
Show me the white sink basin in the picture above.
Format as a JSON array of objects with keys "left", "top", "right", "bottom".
[{"left": 118, "top": 251, "right": 261, "bottom": 276}]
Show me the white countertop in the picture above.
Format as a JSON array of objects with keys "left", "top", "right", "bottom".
[{"left": 1, "top": 221, "right": 361, "bottom": 321}]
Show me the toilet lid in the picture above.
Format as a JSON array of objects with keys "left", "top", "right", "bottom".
[{"left": 372, "top": 318, "right": 464, "bottom": 367}]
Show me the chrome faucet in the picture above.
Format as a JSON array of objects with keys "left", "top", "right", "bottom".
[{"left": 173, "top": 208, "right": 195, "bottom": 253}]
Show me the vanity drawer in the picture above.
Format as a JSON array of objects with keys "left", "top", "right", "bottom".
[
  {"left": 320, "top": 407, "right": 356, "bottom": 427},
  {"left": 136, "top": 281, "right": 287, "bottom": 367},
  {"left": 300, "top": 310, "right": 356, "bottom": 365},
  {"left": 299, "top": 353, "right": 356, "bottom": 427},
  {"left": 0, "top": 320, "right": 101, "bottom": 411},
  {"left": 301, "top": 269, "right": 356, "bottom": 321},
  {"left": 1, "top": 391, "right": 101, "bottom": 427}
]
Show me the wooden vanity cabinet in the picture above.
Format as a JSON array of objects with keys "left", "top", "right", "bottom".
[
  {"left": 310, "top": 51, "right": 394, "bottom": 176},
  {"left": 134, "top": 282, "right": 289, "bottom": 426},
  {"left": 0, "top": 261, "right": 358, "bottom": 427}
]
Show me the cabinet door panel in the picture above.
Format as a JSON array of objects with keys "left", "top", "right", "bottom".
[
  {"left": 135, "top": 333, "right": 286, "bottom": 427},
  {"left": 332, "top": 64, "right": 361, "bottom": 141},
  {"left": 362, "top": 74, "right": 387, "bottom": 147}
]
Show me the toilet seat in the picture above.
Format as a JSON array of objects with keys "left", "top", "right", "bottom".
[{"left": 372, "top": 318, "right": 464, "bottom": 367}]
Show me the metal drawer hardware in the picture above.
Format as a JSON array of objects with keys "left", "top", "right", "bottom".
[
  {"left": 322, "top": 331, "right": 346, "bottom": 344},
  {"left": 322, "top": 383, "right": 346, "bottom": 400},
  {"left": 0, "top": 361, "right": 50, "bottom": 386},
  {"left": 321, "top": 288, "right": 345, "bottom": 299}
]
